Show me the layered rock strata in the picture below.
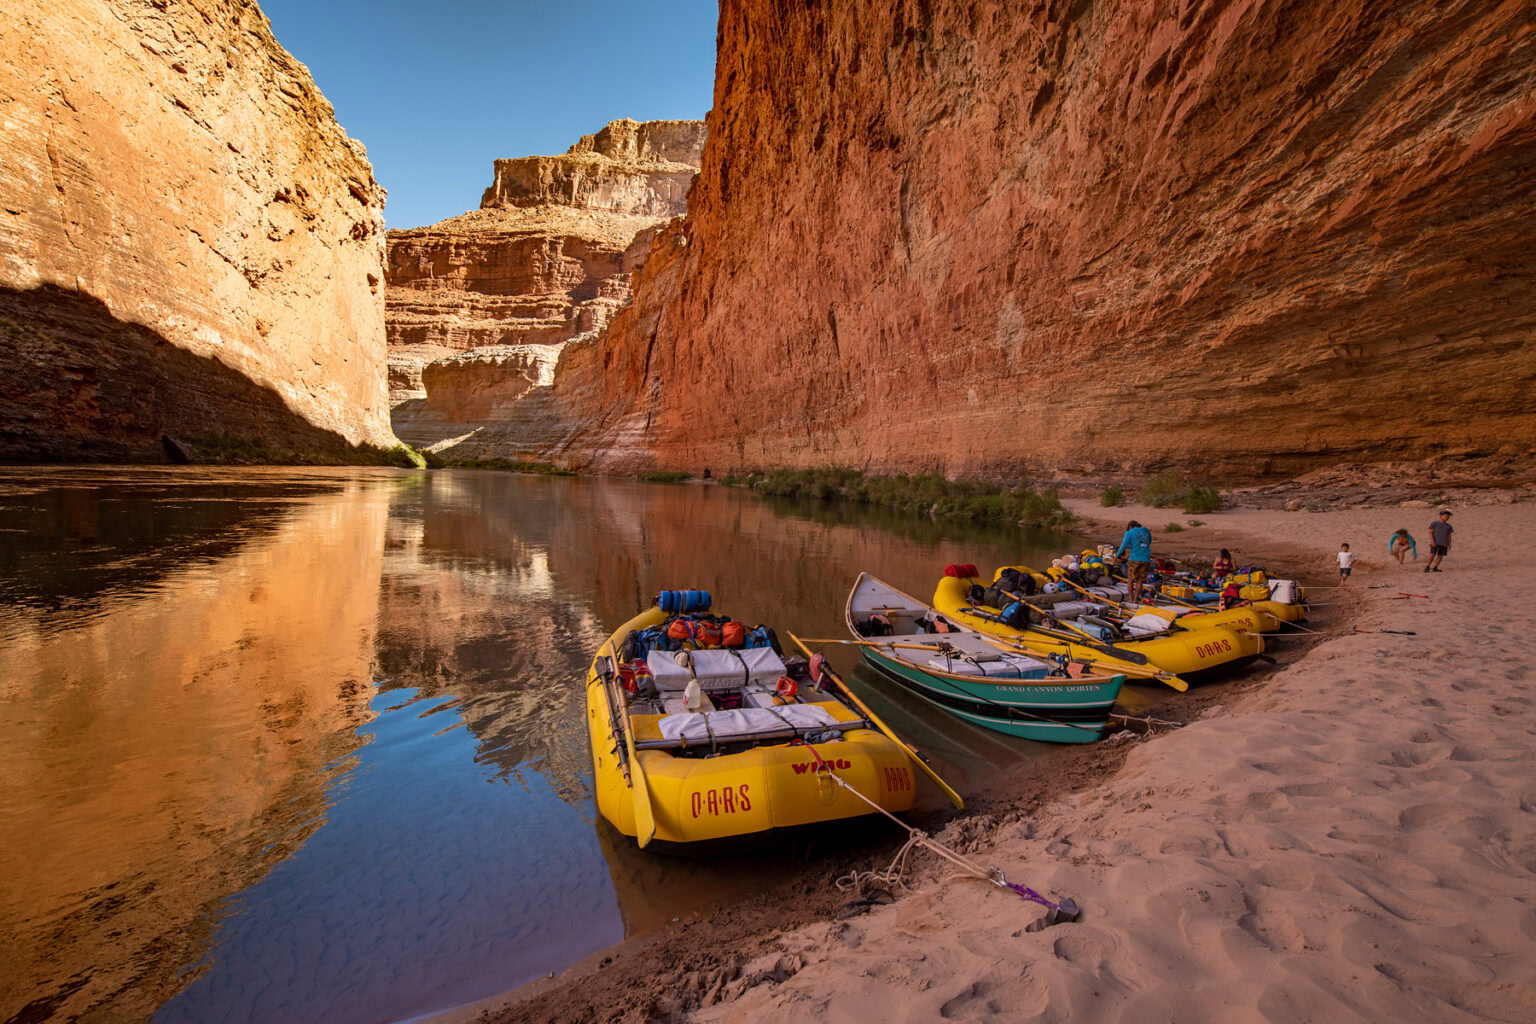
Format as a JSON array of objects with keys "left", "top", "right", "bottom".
[
  {"left": 0, "top": 0, "right": 394, "bottom": 460},
  {"left": 385, "top": 120, "right": 703, "bottom": 455},
  {"left": 557, "top": 0, "right": 1536, "bottom": 479}
]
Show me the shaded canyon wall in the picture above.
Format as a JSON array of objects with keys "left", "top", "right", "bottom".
[
  {"left": 386, "top": 119, "right": 705, "bottom": 457},
  {"left": 556, "top": 0, "right": 1536, "bottom": 479},
  {"left": 0, "top": 0, "right": 393, "bottom": 460}
]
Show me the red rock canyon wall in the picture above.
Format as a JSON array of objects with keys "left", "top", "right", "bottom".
[
  {"left": 0, "top": 0, "right": 393, "bottom": 461},
  {"left": 386, "top": 119, "right": 704, "bottom": 456},
  {"left": 559, "top": 0, "right": 1536, "bottom": 479}
]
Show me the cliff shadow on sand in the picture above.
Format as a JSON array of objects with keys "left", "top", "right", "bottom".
[{"left": 0, "top": 284, "right": 400, "bottom": 464}]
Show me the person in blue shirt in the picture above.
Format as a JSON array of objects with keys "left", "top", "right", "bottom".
[
  {"left": 1116, "top": 520, "right": 1153, "bottom": 603},
  {"left": 1389, "top": 528, "right": 1417, "bottom": 564}
]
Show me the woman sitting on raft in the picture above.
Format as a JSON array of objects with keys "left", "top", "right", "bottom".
[
  {"left": 1389, "top": 528, "right": 1417, "bottom": 564},
  {"left": 1212, "top": 548, "right": 1235, "bottom": 577}
]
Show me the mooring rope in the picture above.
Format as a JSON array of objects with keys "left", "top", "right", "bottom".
[{"left": 796, "top": 743, "right": 1069, "bottom": 914}]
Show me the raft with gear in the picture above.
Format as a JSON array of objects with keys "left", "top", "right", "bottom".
[
  {"left": 932, "top": 565, "right": 1266, "bottom": 682},
  {"left": 999, "top": 559, "right": 1303, "bottom": 635},
  {"left": 587, "top": 589, "right": 926, "bottom": 848},
  {"left": 1059, "top": 549, "right": 1310, "bottom": 625}
]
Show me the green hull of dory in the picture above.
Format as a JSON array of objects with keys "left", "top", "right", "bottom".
[
  {"left": 860, "top": 647, "right": 1122, "bottom": 743},
  {"left": 845, "top": 572, "right": 1124, "bottom": 744}
]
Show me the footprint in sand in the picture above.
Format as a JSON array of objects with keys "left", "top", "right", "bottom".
[
  {"left": 1380, "top": 745, "right": 1445, "bottom": 768},
  {"left": 1278, "top": 781, "right": 1352, "bottom": 799},
  {"left": 938, "top": 977, "right": 1043, "bottom": 1019},
  {"left": 1051, "top": 930, "right": 1115, "bottom": 966},
  {"left": 1398, "top": 803, "right": 1463, "bottom": 829},
  {"left": 1245, "top": 791, "right": 1292, "bottom": 814}
]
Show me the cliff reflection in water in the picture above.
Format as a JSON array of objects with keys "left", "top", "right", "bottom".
[
  {"left": 0, "top": 469, "right": 390, "bottom": 1023},
  {"left": 1, "top": 468, "right": 1076, "bottom": 1024}
]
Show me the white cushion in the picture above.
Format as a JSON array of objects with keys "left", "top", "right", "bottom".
[
  {"left": 657, "top": 705, "right": 839, "bottom": 742},
  {"left": 1124, "top": 612, "right": 1173, "bottom": 636},
  {"left": 647, "top": 647, "right": 787, "bottom": 691}
]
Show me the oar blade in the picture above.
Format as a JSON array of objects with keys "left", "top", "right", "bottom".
[
  {"left": 791, "top": 633, "right": 965, "bottom": 810},
  {"left": 631, "top": 756, "right": 657, "bottom": 847},
  {"left": 606, "top": 670, "right": 658, "bottom": 848}
]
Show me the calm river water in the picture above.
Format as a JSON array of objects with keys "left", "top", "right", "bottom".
[{"left": 0, "top": 467, "right": 1115, "bottom": 1023}]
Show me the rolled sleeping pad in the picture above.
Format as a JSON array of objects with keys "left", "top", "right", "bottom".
[
  {"left": 655, "top": 589, "right": 712, "bottom": 613},
  {"left": 943, "top": 563, "right": 980, "bottom": 578}
]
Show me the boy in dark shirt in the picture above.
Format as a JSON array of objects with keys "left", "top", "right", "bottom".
[{"left": 1425, "top": 510, "right": 1453, "bottom": 573}]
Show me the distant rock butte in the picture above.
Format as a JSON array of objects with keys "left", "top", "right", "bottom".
[
  {"left": 0, "top": 0, "right": 394, "bottom": 460},
  {"left": 553, "top": 0, "right": 1536, "bottom": 479},
  {"left": 482, "top": 118, "right": 706, "bottom": 216},
  {"left": 385, "top": 119, "right": 704, "bottom": 456}
]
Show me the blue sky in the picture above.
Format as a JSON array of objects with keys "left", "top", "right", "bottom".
[{"left": 262, "top": 0, "right": 719, "bottom": 229}]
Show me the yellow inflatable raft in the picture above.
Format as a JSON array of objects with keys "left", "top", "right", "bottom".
[
  {"left": 587, "top": 600, "right": 915, "bottom": 847},
  {"left": 933, "top": 573, "right": 1264, "bottom": 681},
  {"left": 1015, "top": 563, "right": 1306, "bottom": 627}
]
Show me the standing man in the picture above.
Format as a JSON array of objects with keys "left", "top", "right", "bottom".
[
  {"left": 1425, "top": 509, "right": 1454, "bottom": 572},
  {"left": 1116, "top": 519, "right": 1153, "bottom": 603}
]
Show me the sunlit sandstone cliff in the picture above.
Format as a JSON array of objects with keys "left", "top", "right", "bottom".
[
  {"left": 0, "top": 0, "right": 393, "bottom": 460},
  {"left": 385, "top": 119, "right": 704, "bottom": 455},
  {"left": 556, "top": 0, "right": 1536, "bottom": 478}
]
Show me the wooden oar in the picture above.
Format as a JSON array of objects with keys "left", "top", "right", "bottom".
[
  {"left": 1103, "top": 568, "right": 1205, "bottom": 611},
  {"left": 796, "top": 637, "right": 951, "bottom": 652},
  {"left": 968, "top": 605, "right": 1153, "bottom": 667},
  {"left": 1055, "top": 577, "right": 1131, "bottom": 612},
  {"left": 971, "top": 633, "right": 1188, "bottom": 692},
  {"left": 1033, "top": 609, "right": 1112, "bottom": 646},
  {"left": 788, "top": 632, "right": 965, "bottom": 810},
  {"left": 600, "top": 657, "right": 657, "bottom": 847}
]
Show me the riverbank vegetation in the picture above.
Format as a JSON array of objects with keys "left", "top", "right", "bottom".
[
  {"left": 721, "top": 468, "right": 1073, "bottom": 528},
  {"left": 1140, "top": 473, "right": 1222, "bottom": 514},
  {"left": 423, "top": 454, "right": 577, "bottom": 475}
]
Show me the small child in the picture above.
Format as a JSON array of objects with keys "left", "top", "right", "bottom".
[{"left": 1337, "top": 542, "right": 1354, "bottom": 583}]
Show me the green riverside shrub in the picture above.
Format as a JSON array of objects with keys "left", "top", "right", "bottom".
[
  {"left": 1100, "top": 484, "right": 1125, "bottom": 507},
  {"left": 1181, "top": 486, "right": 1222, "bottom": 514},
  {"left": 734, "top": 468, "right": 1072, "bottom": 528},
  {"left": 436, "top": 457, "right": 576, "bottom": 475},
  {"left": 1140, "top": 472, "right": 1185, "bottom": 508}
]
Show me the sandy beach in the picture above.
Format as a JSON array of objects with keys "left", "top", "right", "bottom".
[{"left": 677, "top": 499, "right": 1536, "bottom": 1022}]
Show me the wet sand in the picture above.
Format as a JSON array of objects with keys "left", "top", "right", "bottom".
[{"left": 466, "top": 498, "right": 1536, "bottom": 1023}]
